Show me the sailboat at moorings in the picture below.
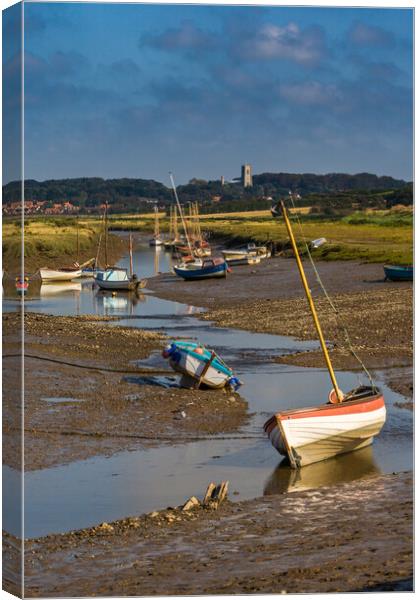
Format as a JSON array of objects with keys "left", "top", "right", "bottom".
[
  {"left": 164, "top": 205, "right": 181, "bottom": 251},
  {"left": 264, "top": 200, "right": 386, "bottom": 469},
  {"left": 169, "top": 173, "right": 228, "bottom": 280},
  {"left": 149, "top": 206, "right": 164, "bottom": 246},
  {"left": 95, "top": 209, "right": 146, "bottom": 291},
  {"left": 40, "top": 217, "right": 85, "bottom": 281}
]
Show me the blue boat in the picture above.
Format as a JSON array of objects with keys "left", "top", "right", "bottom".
[
  {"left": 162, "top": 341, "right": 242, "bottom": 390},
  {"left": 384, "top": 265, "right": 413, "bottom": 282},
  {"left": 173, "top": 257, "right": 228, "bottom": 281}
]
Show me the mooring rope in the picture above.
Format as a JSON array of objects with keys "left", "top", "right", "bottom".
[{"left": 287, "top": 194, "right": 375, "bottom": 390}]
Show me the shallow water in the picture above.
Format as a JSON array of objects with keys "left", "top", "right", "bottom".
[{"left": 2, "top": 239, "right": 413, "bottom": 538}]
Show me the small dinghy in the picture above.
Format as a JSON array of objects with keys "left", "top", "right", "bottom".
[
  {"left": 222, "top": 243, "right": 270, "bottom": 262},
  {"left": 384, "top": 264, "right": 413, "bottom": 281},
  {"left": 149, "top": 206, "right": 164, "bottom": 246},
  {"left": 15, "top": 276, "right": 29, "bottom": 294},
  {"left": 264, "top": 200, "right": 386, "bottom": 468},
  {"left": 40, "top": 266, "right": 82, "bottom": 282},
  {"left": 162, "top": 341, "right": 242, "bottom": 390},
  {"left": 173, "top": 257, "right": 228, "bottom": 280}
]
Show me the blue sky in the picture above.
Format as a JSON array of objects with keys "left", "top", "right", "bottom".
[{"left": 3, "top": 2, "right": 414, "bottom": 184}]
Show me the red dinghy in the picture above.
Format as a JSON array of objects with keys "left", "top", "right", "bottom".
[{"left": 264, "top": 200, "right": 386, "bottom": 468}]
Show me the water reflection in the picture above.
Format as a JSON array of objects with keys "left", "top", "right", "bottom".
[
  {"left": 264, "top": 445, "right": 380, "bottom": 495},
  {"left": 95, "top": 290, "right": 146, "bottom": 315},
  {"left": 40, "top": 282, "right": 82, "bottom": 296}
]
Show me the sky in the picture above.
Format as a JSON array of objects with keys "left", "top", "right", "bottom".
[{"left": 3, "top": 1, "right": 414, "bottom": 184}]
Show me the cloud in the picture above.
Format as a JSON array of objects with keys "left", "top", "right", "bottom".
[
  {"left": 140, "top": 20, "right": 217, "bottom": 54},
  {"left": 278, "top": 81, "right": 342, "bottom": 106},
  {"left": 348, "top": 22, "right": 395, "bottom": 47},
  {"left": 235, "top": 22, "right": 328, "bottom": 67}
]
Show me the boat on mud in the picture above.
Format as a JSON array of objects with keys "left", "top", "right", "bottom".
[
  {"left": 384, "top": 264, "right": 413, "bottom": 281},
  {"left": 173, "top": 257, "right": 228, "bottom": 280},
  {"left": 162, "top": 341, "right": 242, "bottom": 390},
  {"left": 264, "top": 199, "right": 386, "bottom": 468},
  {"left": 222, "top": 243, "right": 270, "bottom": 263}
]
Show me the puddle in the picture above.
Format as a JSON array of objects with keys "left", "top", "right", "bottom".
[
  {"left": 42, "top": 397, "right": 85, "bottom": 404},
  {"left": 2, "top": 238, "right": 413, "bottom": 538}
]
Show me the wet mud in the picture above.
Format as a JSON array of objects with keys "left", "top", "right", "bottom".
[
  {"left": 3, "top": 313, "right": 248, "bottom": 471},
  {"left": 17, "top": 472, "right": 412, "bottom": 596}
]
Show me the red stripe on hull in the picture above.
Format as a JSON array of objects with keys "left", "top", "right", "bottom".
[{"left": 264, "top": 394, "right": 384, "bottom": 431}]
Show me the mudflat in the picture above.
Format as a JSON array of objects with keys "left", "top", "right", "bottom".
[
  {"left": 2, "top": 255, "right": 413, "bottom": 596},
  {"left": 15, "top": 472, "right": 412, "bottom": 596},
  {"left": 3, "top": 313, "right": 248, "bottom": 471}
]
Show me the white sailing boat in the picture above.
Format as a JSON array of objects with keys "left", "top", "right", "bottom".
[{"left": 264, "top": 200, "right": 386, "bottom": 468}]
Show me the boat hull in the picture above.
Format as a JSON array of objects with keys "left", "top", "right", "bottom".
[
  {"left": 384, "top": 265, "right": 413, "bottom": 281},
  {"left": 40, "top": 268, "right": 82, "bottom": 282},
  {"left": 95, "top": 278, "right": 138, "bottom": 291},
  {"left": 173, "top": 261, "right": 227, "bottom": 280},
  {"left": 163, "top": 341, "right": 239, "bottom": 390},
  {"left": 264, "top": 392, "right": 386, "bottom": 468}
]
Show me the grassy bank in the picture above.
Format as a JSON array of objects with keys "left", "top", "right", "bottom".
[
  {"left": 100, "top": 207, "right": 413, "bottom": 265},
  {"left": 2, "top": 218, "right": 126, "bottom": 274}
]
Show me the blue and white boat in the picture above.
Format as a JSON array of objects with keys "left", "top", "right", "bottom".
[
  {"left": 95, "top": 267, "right": 146, "bottom": 291},
  {"left": 173, "top": 257, "right": 228, "bottom": 281},
  {"left": 384, "top": 264, "right": 413, "bottom": 282},
  {"left": 162, "top": 341, "right": 242, "bottom": 390}
]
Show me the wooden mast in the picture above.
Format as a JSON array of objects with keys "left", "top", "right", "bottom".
[
  {"left": 76, "top": 217, "right": 80, "bottom": 264},
  {"left": 129, "top": 233, "right": 133, "bottom": 277},
  {"left": 173, "top": 203, "right": 179, "bottom": 241},
  {"left": 280, "top": 200, "right": 342, "bottom": 402},
  {"left": 104, "top": 201, "right": 109, "bottom": 268},
  {"left": 169, "top": 173, "right": 193, "bottom": 257},
  {"left": 154, "top": 206, "right": 159, "bottom": 239}
]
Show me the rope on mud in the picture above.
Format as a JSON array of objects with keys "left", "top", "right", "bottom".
[
  {"left": 287, "top": 195, "right": 375, "bottom": 390},
  {"left": 2, "top": 353, "right": 173, "bottom": 376}
]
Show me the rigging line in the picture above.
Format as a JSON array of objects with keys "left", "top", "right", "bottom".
[
  {"left": 3, "top": 353, "right": 173, "bottom": 375},
  {"left": 287, "top": 194, "right": 375, "bottom": 389}
]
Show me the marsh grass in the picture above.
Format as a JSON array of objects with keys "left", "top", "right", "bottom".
[
  {"left": 2, "top": 220, "right": 117, "bottom": 273},
  {"left": 98, "top": 208, "right": 412, "bottom": 265}
]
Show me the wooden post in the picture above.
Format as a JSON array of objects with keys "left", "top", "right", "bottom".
[{"left": 280, "top": 200, "right": 342, "bottom": 402}]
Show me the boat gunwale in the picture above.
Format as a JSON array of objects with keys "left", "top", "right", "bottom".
[{"left": 264, "top": 392, "right": 384, "bottom": 430}]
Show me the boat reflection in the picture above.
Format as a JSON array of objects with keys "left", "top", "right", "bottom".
[
  {"left": 264, "top": 445, "right": 380, "bottom": 495},
  {"left": 95, "top": 290, "right": 146, "bottom": 315},
  {"left": 2, "top": 276, "right": 41, "bottom": 300},
  {"left": 40, "top": 281, "right": 82, "bottom": 297}
]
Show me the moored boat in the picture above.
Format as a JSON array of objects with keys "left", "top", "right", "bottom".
[
  {"left": 264, "top": 199, "right": 386, "bottom": 468},
  {"left": 15, "top": 276, "right": 29, "bottom": 294},
  {"left": 149, "top": 206, "right": 164, "bottom": 246},
  {"left": 162, "top": 341, "right": 242, "bottom": 390},
  {"left": 173, "top": 257, "right": 228, "bottom": 280},
  {"left": 264, "top": 386, "right": 386, "bottom": 468},
  {"left": 222, "top": 243, "right": 270, "bottom": 262},
  {"left": 40, "top": 266, "right": 82, "bottom": 282},
  {"left": 95, "top": 267, "right": 145, "bottom": 291},
  {"left": 384, "top": 264, "right": 413, "bottom": 281}
]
